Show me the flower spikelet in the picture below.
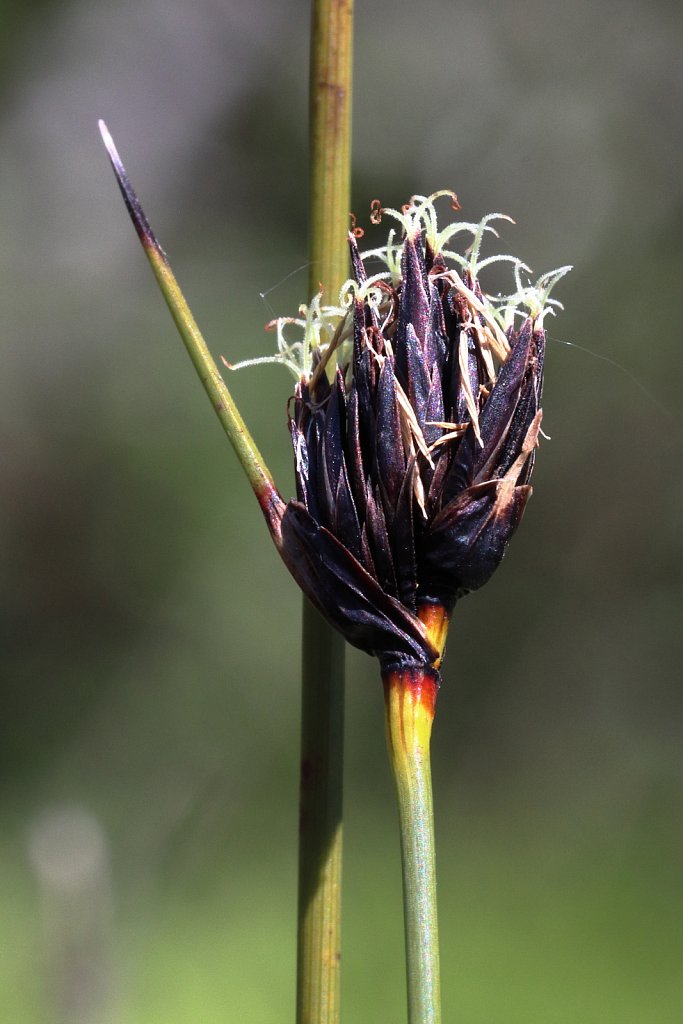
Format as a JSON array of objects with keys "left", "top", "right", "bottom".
[{"left": 272, "top": 194, "right": 570, "bottom": 676}]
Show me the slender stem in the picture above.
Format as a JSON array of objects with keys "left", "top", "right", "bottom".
[
  {"left": 297, "top": 603, "right": 345, "bottom": 1024},
  {"left": 308, "top": 0, "right": 354, "bottom": 300},
  {"left": 297, "top": 3, "right": 353, "bottom": 1023},
  {"left": 383, "top": 668, "right": 441, "bottom": 1024}
]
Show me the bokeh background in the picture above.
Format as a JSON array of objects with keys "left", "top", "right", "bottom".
[{"left": 2, "top": 0, "right": 682, "bottom": 1021}]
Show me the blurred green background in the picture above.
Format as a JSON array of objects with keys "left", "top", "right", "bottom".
[{"left": 1, "top": 0, "right": 682, "bottom": 1021}]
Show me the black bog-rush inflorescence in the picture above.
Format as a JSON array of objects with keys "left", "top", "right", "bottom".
[
  {"left": 260, "top": 194, "right": 571, "bottom": 679},
  {"left": 99, "top": 123, "right": 569, "bottom": 685}
]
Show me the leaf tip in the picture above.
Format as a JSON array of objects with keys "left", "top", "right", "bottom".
[{"left": 98, "top": 119, "right": 164, "bottom": 261}]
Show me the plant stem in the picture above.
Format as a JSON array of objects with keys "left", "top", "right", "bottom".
[
  {"left": 297, "top": 604, "right": 345, "bottom": 1024},
  {"left": 383, "top": 667, "right": 441, "bottom": 1024},
  {"left": 297, "top": 3, "right": 353, "bottom": 1024},
  {"left": 308, "top": 0, "right": 354, "bottom": 298}
]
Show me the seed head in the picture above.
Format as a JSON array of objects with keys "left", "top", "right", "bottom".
[{"left": 239, "top": 194, "right": 570, "bottom": 677}]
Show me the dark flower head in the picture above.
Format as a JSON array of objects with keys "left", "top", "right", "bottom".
[
  {"left": 235, "top": 194, "right": 570, "bottom": 676},
  {"left": 99, "top": 130, "right": 567, "bottom": 678}
]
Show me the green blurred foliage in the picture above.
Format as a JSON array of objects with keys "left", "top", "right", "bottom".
[{"left": 1, "top": 0, "right": 681, "bottom": 1020}]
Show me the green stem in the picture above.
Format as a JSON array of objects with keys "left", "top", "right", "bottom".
[
  {"left": 297, "top": 602, "right": 345, "bottom": 1024},
  {"left": 384, "top": 668, "right": 442, "bottom": 1024},
  {"left": 308, "top": 0, "right": 354, "bottom": 299},
  {"left": 297, "top": 3, "right": 353, "bottom": 1024}
]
